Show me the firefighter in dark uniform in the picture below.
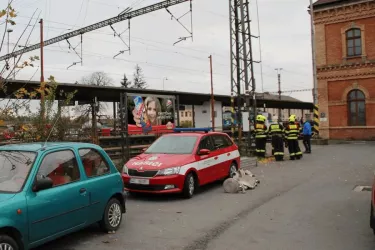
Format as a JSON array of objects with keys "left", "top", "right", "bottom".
[
  {"left": 268, "top": 121, "right": 284, "bottom": 161},
  {"left": 284, "top": 115, "right": 303, "bottom": 160},
  {"left": 253, "top": 114, "right": 268, "bottom": 158}
]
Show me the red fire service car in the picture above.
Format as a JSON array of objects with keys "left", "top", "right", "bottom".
[{"left": 122, "top": 128, "right": 240, "bottom": 198}]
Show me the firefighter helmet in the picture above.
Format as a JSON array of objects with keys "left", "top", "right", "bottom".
[
  {"left": 289, "top": 114, "right": 296, "bottom": 122},
  {"left": 256, "top": 115, "right": 265, "bottom": 122}
]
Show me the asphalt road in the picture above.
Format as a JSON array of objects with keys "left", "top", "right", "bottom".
[{"left": 36, "top": 143, "right": 375, "bottom": 250}]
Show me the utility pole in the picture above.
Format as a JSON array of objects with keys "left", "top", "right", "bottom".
[
  {"left": 275, "top": 68, "right": 282, "bottom": 122},
  {"left": 229, "top": 0, "right": 258, "bottom": 154},
  {"left": 40, "top": 18, "right": 45, "bottom": 121},
  {"left": 309, "top": 0, "right": 318, "bottom": 105},
  {"left": 6, "top": 29, "right": 12, "bottom": 74},
  {"left": 209, "top": 55, "right": 215, "bottom": 131}
]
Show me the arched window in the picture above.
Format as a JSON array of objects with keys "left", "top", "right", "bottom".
[
  {"left": 346, "top": 28, "right": 362, "bottom": 57},
  {"left": 347, "top": 89, "right": 366, "bottom": 126}
]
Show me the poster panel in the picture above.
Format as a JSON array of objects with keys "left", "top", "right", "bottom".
[{"left": 126, "top": 93, "right": 176, "bottom": 135}]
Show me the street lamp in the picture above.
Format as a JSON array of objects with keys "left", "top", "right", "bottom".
[{"left": 163, "top": 77, "right": 168, "bottom": 90}]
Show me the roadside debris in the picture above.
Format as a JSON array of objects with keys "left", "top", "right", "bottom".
[
  {"left": 258, "top": 156, "right": 275, "bottom": 164},
  {"left": 223, "top": 169, "right": 260, "bottom": 194}
]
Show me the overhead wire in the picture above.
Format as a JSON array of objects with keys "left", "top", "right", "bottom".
[
  {"left": 12, "top": 18, "right": 229, "bottom": 59},
  {"left": 45, "top": 0, "right": 51, "bottom": 39},
  {"left": 8, "top": 45, "right": 307, "bottom": 92},
  {"left": 71, "top": 0, "right": 86, "bottom": 30},
  {"left": 8, "top": 1, "right": 310, "bottom": 97},
  {"left": 82, "top": 0, "right": 89, "bottom": 26},
  {"left": 39, "top": 47, "right": 229, "bottom": 76}
]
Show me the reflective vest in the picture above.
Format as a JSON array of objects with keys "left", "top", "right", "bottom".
[
  {"left": 254, "top": 123, "right": 267, "bottom": 138},
  {"left": 284, "top": 122, "right": 300, "bottom": 140},
  {"left": 269, "top": 123, "right": 283, "bottom": 136}
]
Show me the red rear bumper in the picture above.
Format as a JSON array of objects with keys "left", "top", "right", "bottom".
[{"left": 122, "top": 174, "right": 185, "bottom": 194}]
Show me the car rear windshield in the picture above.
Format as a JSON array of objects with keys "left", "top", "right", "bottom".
[
  {"left": 145, "top": 135, "right": 198, "bottom": 154},
  {"left": 0, "top": 151, "right": 36, "bottom": 193}
]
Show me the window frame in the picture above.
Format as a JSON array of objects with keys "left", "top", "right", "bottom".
[
  {"left": 0, "top": 150, "right": 38, "bottom": 194},
  {"left": 222, "top": 134, "right": 234, "bottom": 147},
  {"left": 347, "top": 89, "right": 366, "bottom": 126},
  {"left": 196, "top": 135, "right": 215, "bottom": 153},
  {"left": 78, "top": 147, "right": 111, "bottom": 178},
  {"left": 35, "top": 149, "right": 82, "bottom": 189},
  {"left": 211, "top": 135, "right": 232, "bottom": 150},
  {"left": 346, "top": 28, "right": 362, "bottom": 57}
]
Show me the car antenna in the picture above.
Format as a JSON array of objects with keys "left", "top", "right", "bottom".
[{"left": 43, "top": 114, "right": 61, "bottom": 149}]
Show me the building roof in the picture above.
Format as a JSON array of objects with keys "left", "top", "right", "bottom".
[
  {"left": 313, "top": 0, "right": 367, "bottom": 9},
  {"left": 259, "top": 92, "right": 301, "bottom": 102},
  {"left": 314, "top": 0, "right": 341, "bottom": 6}
]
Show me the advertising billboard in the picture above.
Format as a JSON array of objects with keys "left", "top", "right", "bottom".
[{"left": 126, "top": 94, "right": 176, "bottom": 134}]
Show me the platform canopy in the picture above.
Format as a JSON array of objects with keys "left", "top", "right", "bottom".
[{"left": 1, "top": 80, "right": 313, "bottom": 110}]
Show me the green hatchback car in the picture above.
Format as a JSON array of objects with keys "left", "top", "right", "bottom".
[{"left": 0, "top": 142, "right": 126, "bottom": 250}]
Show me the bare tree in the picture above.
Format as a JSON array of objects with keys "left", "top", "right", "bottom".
[
  {"left": 74, "top": 72, "right": 113, "bottom": 126},
  {"left": 0, "top": 3, "right": 78, "bottom": 143},
  {"left": 81, "top": 71, "right": 113, "bottom": 86},
  {"left": 0, "top": 2, "right": 41, "bottom": 119}
]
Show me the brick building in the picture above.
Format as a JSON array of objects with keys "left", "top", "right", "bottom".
[{"left": 312, "top": 0, "right": 375, "bottom": 140}]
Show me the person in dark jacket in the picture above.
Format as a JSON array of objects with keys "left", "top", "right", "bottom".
[
  {"left": 252, "top": 115, "right": 267, "bottom": 159},
  {"left": 284, "top": 115, "right": 303, "bottom": 160},
  {"left": 302, "top": 119, "right": 312, "bottom": 153},
  {"left": 268, "top": 121, "right": 284, "bottom": 161}
]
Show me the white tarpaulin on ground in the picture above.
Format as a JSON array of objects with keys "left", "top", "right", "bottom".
[{"left": 223, "top": 169, "right": 260, "bottom": 193}]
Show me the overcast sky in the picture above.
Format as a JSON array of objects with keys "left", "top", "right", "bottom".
[{"left": 1, "top": 0, "right": 314, "bottom": 105}]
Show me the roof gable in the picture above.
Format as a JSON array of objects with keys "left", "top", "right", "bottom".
[
  {"left": 313, "top": 0, "right": 367, "bottom": 8},
  {"left": 314, "top": 0, "right": 341, "bottom": 6}
]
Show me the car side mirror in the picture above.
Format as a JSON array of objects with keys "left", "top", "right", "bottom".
[
  {"left": 198, "top": 149, "right": 210, "bottom": 155},
  {"left": 33, "top": 177, "right": 53, "bottom": 192}
]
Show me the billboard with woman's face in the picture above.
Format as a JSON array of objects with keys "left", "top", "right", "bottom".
[{"left": 127, "top": 94, "right": 175, "bottom": 134}]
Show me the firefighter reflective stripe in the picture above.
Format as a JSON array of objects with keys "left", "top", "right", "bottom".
[
  {"left": 255, "top": 122, "right": 267, "bottom": 138},
  {"left": 274, "top": 152, "right": 284, "bottom": 155},
  {"left": 285, "top": 123, "right": 299, "bottom": 139},
  {"left": 270, "top": 124, "right": 281, "bottom": 131},
  {"left": 269, "top": 124, "right": 283, "bottom": 135},
  {"left": 255, "top": 134, "right": 267, "bottom": 138},
  {"left": 256, "top": 149, "right": 266, "bottom": 152}
]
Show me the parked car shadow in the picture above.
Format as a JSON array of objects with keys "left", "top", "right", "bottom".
[
  {"left": 34, "top": 181, "right": 225, "bottom": 249},
  {"left": 34, "top": 224, "right": 103, "bottom": 250},
  {"left": 127, "top": 180, "right": 224, "bottom": 202}
]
